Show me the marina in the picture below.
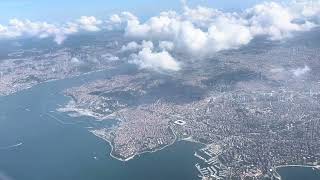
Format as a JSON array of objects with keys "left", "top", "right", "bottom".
[{"left": 194, "top": 144, "right": 229, "bottom": 179}]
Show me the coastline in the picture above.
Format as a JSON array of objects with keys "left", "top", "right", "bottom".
[
  {"left": 276, "top": 164, "right": 320, "bottom": 169},
  {"left": 58, "top": 103, "right": 186, "bottom": 162},
  {"left": 57, "top": 94, "right": 120, "bottom": 122},
  {"left": 273, "top": 164, "right": 320, "bottom": 180},
  {"left": 55, "top": 100, "right": 320, "bottom": 179},
  {"left": 0, "top": 68, "right": 111, "bottom": 98},
  {"left": 91, "top": 126, "right": 180, "bottom": 162},
  {"left": 69, "top": 109, "right": 204, "bottom": 162},
  {"left": 182, "top": 136, "right": 207, "bottom": 146}
]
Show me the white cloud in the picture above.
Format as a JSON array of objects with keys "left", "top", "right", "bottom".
[
  {"left": 182, "top": 4, "right": 225, "bottom": 28},
  {"left": 101, "top": 53, "right": 120, "bottom": 61},
  {"left": 0, "top": 16, "right": 103, "bottom": 44},
  {"left": 111, "top": 0, "right": 320, "bottom": 58},
  {"left": 106, "top": 12, "right": 139, "bottom": 31},
  {"left": 246, "top": 2, "right": 315, "bottom": 40},
  {"left": 121, "top": 41, "right": 140, "bottom": 52},
  {"left": 204, "top": 16, "right": 253, "bottom": 52},
  {"left": 121, "top": 40, "right": 154, "bottom": 52},
  {"left": 0, "top": 0, "right": 319, "bottom": 54},
  {"left": 70, "top": 57, "right": 82, "bottom": 64},
  {"left": 0, "top": 19, "right": 73, "bottom": 44},
  {"left": 292, "top": 65, "right": 311, "bottom": 77},
  {"left": 77, "top": 16, "right": 102, "bottom": 32},
  {"left": 122, "top": 11, "right": 253, "bottom": 57},
  {"left": 129, "top": 41, "right": 180, "bottom": 71},
  {"left": 159, "top": 41, "right": 174, "bottom": 51},
  {"left": 270, "top": 65, "right": 311, "bottom": 79},
  {"left": 290, "top": 0, "right": 320, "bottom": 20}
]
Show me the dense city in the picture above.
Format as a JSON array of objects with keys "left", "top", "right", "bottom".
[
  {"left": 59, "top": 37, "right": 320, "bottom": 179},
  {"left": 1, "top": 28, "right": 320, "bottom": 180}
]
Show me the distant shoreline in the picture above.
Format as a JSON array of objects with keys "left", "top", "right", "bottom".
[{"left": 0, "top": 68, "right": 110, "bottom": 98}]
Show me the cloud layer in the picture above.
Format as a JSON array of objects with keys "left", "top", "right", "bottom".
[
  {"left": 0, "top": 1, "right": 319, "bottom": 71},
  {"left": 0, "top": 16, "right": 102, "bottom": 44},
  {"left": 111, "top": 0, "right": 319, "bottom": 70},
  {"left": 118, "top": 1, "right": 319, "bottom": 58}
]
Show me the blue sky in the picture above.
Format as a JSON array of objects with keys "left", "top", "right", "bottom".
[{"left": 0, "top": 0, "right": 273, "bottom": 23}]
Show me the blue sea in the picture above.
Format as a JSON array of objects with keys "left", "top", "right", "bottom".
[{"left": 0, "top": 70, "right": 201, "bottom": 180}]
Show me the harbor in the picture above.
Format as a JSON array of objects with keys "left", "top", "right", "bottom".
[{"left": 194, "top": 144, "right": 230, "bottom": 179}]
